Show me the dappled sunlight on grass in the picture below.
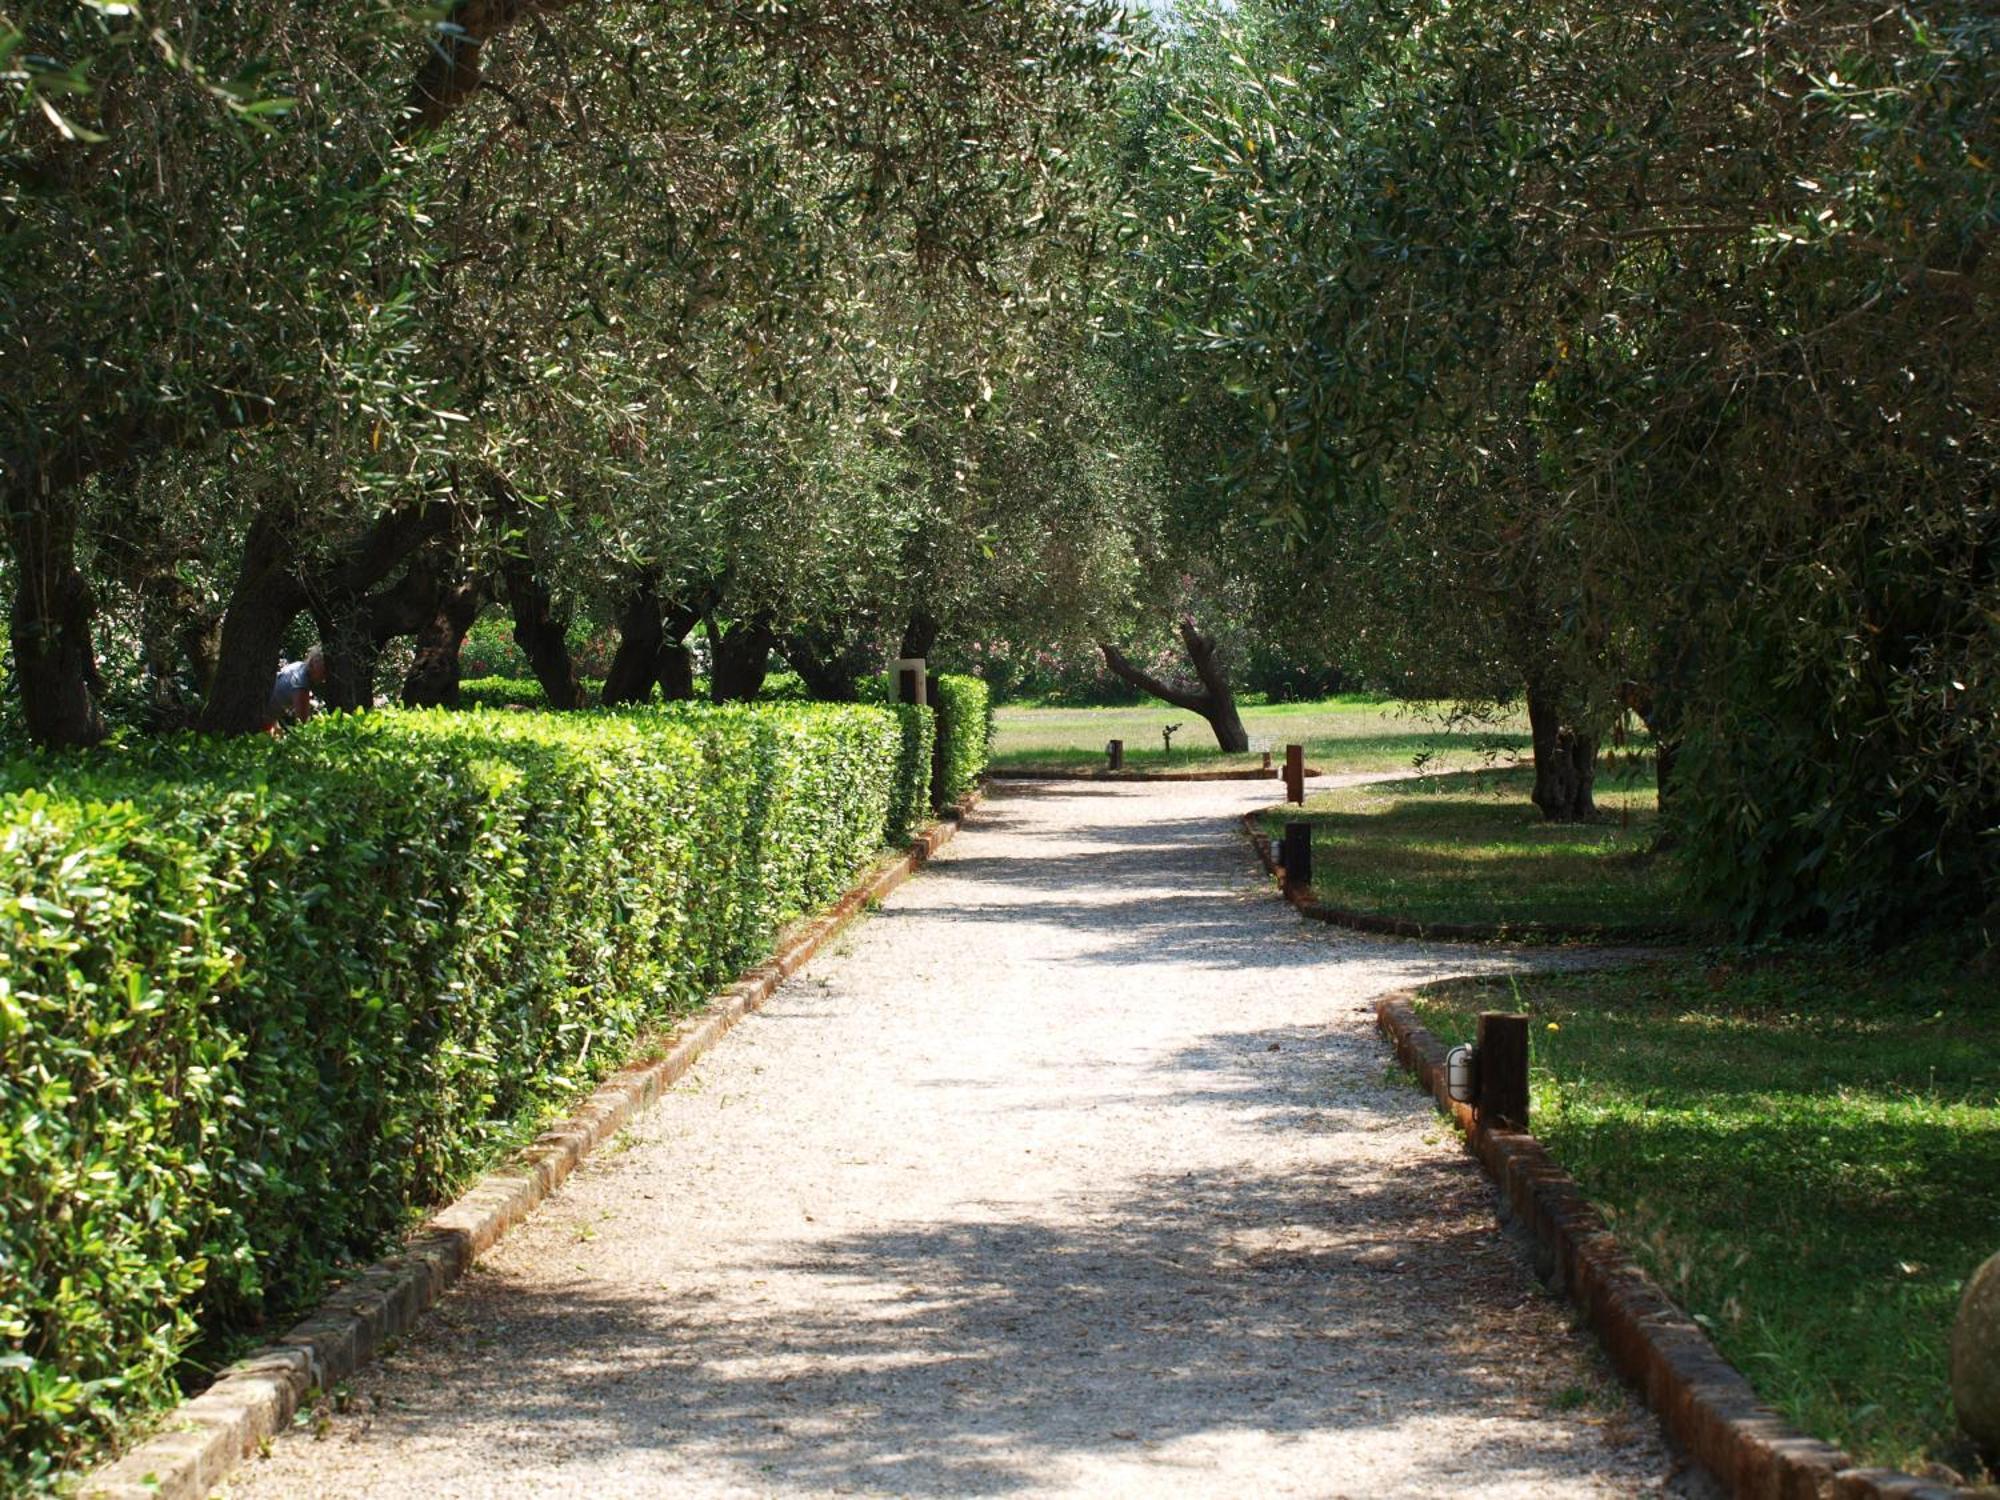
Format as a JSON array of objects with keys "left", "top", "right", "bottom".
[
  {"left": 1416, "top": 953, "right": 2000, "bottom": 1479},
  {"left": 991, "top": 696, "right": 1527, "bottom": 776},
  {"left": 1260, "top": 765, "right": 1680, "bottom": 933}
]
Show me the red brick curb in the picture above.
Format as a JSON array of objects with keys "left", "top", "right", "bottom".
[
  {"left": 1241, "top": 813, "right": 1682, "bottom": 945},
  {"left": 80, "top": 794, "right": 982, "bottom": 1500},
  {"left": 990, "top": 765, "right": 1323, "bottom": 783},
  {"left": 1375, "top": 989, "right": 1978, "bottom": 1500}
]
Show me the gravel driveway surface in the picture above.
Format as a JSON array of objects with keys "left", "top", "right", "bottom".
[{"left": 225, "top": 777, "right": 1684, "bottom": 1499}]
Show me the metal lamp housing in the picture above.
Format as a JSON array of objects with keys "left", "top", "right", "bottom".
[{"left": 1445, "top": 1043, "right": 1478, "bottom": 1104}]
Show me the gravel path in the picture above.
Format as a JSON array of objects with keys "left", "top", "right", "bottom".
[{"left": 226, "top": 778, "right": 1684, "bottom": 1499}]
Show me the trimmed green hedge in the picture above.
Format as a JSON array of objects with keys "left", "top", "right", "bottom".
[
  {"left": 931, "top": 674, "right": 991, "bottom": 810},
  {"left": 0, "top": 703, "right": 897, "bottom": 1490},
  {"left": 456, "top": 675, "right": 607, "bottom": 710},
  {"left": 884, "top": 704, "right": 936, "bottom": 846}
]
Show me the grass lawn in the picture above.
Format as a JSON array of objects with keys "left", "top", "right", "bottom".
[
  {"left": 1257, "top": 763, "right": 1683, "bottom": 935},
  {"left": 1413, "top": 951, "right": 2000, "bottom": 1481},
  {"left": 991, "top": 694, "right": 1527, "bottom": 776}
]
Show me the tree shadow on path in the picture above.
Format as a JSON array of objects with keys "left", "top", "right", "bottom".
[{"left": 367, "top": 1159, "right": 1616, "bottom": 1496}]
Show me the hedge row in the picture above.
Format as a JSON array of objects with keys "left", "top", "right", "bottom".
[
  {"left": 885, "top": 704, "right": 937, "bottom": 846},
  {"left": 0, "top": 702, "right": 913, "bottom": 1491},
  {"left": 456, "top": 675, "right": 605, "bottom": 710},
  {"left": 457, "top": 670, "right": 989, "bottom": 820},
  {"left": 929, "top": 674, "right": 992, "bottom": 810}
]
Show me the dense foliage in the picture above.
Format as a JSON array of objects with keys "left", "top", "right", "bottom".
[
  {"left": 0, "top": 701, "right": 909, "bottom": 1489},
  {"left": 1114, "top": 1, "right": 2000, "bottom": 934},
  {"left": 929, "top": 674, "right": 992, "bottom": 811},
  {"left": 883, "top": 703, "right": 936, "bottom": 847},
  {"left": 1, "top": 0, "right": 1137, "bottom": 745}
]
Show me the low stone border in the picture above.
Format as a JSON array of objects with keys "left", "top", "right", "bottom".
[
  {"left": 80, "top": 795, "right": 982, "bottom": 1500},
  {"left": 1242, "top": 814, "right": 1682, "bottom": 945},
  {"left": 1376, "top": 988, "right": 1978, "bottom": 1500},
  {"left": 990, "top": 765, "right": 1322, "bottom": 783}
]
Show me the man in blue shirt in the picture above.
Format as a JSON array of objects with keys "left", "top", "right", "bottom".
[{"left": 267, "top": 649, "right": 327, "bottom": 730}]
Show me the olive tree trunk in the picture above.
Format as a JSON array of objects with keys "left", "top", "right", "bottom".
[
  {"left": 709, "top": 612, "right": 776, "bottom": 702},
  {"left": 402, "top": 575, "right": 485, "bottom": 707},
  {"left": 501, "top": 559, "right": 586, "bottom": 709},
  {"left": 600, "top": 577, "right": 664, "bottom": 706},
  {"left": 658, "top": 597, "right": 703, "bottom": 701},
  {"left": 1525, "top": 675, "right": 1598, "bottom": 822},
  {"left": 1099, "top": 615, "right": 1249, "bottom": 753},
  {"left": 7, "top": 489, "right": 107, "bottom": 748}
]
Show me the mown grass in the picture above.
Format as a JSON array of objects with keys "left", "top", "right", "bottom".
[
  {"left": 1413, "top": 951, "right": 2000, "bottom": 1482},
  {"left": 991, "top": 694, "right": 1527, "bottom": 776},
  {"left": 1257, "top": 763, "right": 1683, "bottom": 935}
]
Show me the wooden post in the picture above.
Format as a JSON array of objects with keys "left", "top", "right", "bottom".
[
  {"left": 1475, "top": 1013, "right": 1530, "bottom": 1130},
  {"left": 1283, "top": 743, "right": 1305, "bottom": 804},
  {"left": 894, "top": 657, "right": 927, "bottom": 706},
  {"left": 1281, "top": 821, "right": 1313, "bottom": 892},
  {"left": 1262, "top": 750, "right": 1272, "bottom": 770},
  {"left": 1106, "top": 738, "right": 1124, "bottom": 771}
]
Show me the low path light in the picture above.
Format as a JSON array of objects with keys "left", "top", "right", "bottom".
[{"left": 1446, "top": 1042, "right": 1478, "bottom": 1105}]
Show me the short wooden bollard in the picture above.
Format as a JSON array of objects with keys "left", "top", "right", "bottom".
[
  {"left": 1106, "top": 738, "right": 1124, "bottom": 771},
  {"left": 1280, "top": 821, "right": 1313, "bottom": 891},
  {"left": 1475, "top": 1012, "right": 1530, "bottom": 1130},
  {"left": 1283, "top": 743, "right": 1305, "bottom": 804}
]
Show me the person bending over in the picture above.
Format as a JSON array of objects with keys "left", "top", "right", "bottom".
[{"left": 267, "top": 648, "right": 327, "bottom": 731}]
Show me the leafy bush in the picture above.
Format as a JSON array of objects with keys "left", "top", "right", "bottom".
[
  {"left": 459, "top": 615, "right": 620, "bottom": 682},
  {"left": 931, "top": 674, "right": 991, "bottom": 809},
  {"left": 457, "top": 675, "right": 553, "bottom": 709},
  {"left": 884, "top": 704, "right": 936, "bottom": 845},
  {"left": 0, "top": 702, "right": 898, "bottom": 1489},
  {"left": 1673, "top": 497, "right": 2000, "bottom": 941},
  {"left": 457, "top": 675, "right": 606, "bottom": 711}
]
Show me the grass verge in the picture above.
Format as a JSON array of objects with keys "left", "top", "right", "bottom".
[
  {"left": 1413, "top": 949, "right": 2000, "bottom": 1481},
  {"left": 992, "top": 694, "right": 1526, "bottom": 777},
  {"left": 1258, "top": 763, "right": 1682, "bottom": 936}
]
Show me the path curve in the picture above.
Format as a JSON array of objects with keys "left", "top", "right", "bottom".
[{"left": 225, "top": 778, "right": 1678, "bottom": 1498}]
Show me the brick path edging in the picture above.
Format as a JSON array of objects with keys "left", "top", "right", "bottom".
[
  {"left": 1375, "top": 990, "right": 1975, "bottom": 1500},
  {"left": 80, "top": 795, "right": 982, "bottom": 1500},
  {"left": 1242, "top": 813, "right": 1680, "bottom": 945}
]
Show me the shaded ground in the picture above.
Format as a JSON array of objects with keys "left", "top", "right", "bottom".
[
  {"left": 226, "top": 778, "right": 1687, "bottom": 1498},
  {"left": 1262, "top": 765, "right": 1683, "bottom": 935}
]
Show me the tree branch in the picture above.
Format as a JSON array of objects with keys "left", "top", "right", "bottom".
[{"left": 1098, "top": 641, "right": 1213, "bottom": 715}]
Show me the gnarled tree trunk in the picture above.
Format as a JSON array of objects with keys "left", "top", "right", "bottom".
[
  {"left": 401, "top": 576, "right": 484, "bottom": 707},
  {"left": 601, "top": 575, "right": 665, "bottom": 706},
  {"left": 784, "top": 618, "right": 880, "bottom": 702},
  {"left": 199, "top": 501, "right": 308, "bottom": 734},
  {"left": 502, "top": 559, "right": 585, "bottom": 709},
  {"left": 202, "top": 499, "right": 456, "bottom": 732},
  {"left": 8, "top": 491, "right": 107, "bottom": 748},
  {"left": 1099, "top": 615, "right": 1249, "bottom": 753},
  {"left": 312, "top": 597, "right": 379, "bottom": 712},
  {"left": 1525, "top": 674, "right": 1598, "bottom": 822},
  {"left": 709, "top": 612, "right": 776, "bottom": 702},
  {"left": 900, "top": 609, "right": 939, "bottom": 662},
  {"left": 658, "top": 596, "right": 703, "bottom": 701}
]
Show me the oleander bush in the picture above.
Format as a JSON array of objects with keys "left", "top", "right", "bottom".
[{"left": 0, "top": 702, "right": 899, "bottom": 1491}]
